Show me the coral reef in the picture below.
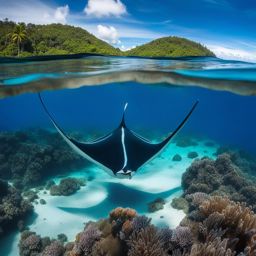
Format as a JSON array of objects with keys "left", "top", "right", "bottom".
[
  {"left": 127, "top": 226, "right": 167, "bottom": 256},
  {"left": 171, "top": 197, "right": 189, "bottom": 213},
  {"left": 49, "top": 178, "right": 86, "bottom": 196},
  {"left": 148, "top": 198, "right": 166, "bottom": 213},
  {"left": 0, "top": 180, "right": 33, "bottom": 237},
  {"left": 18, "top": 201, "right": 256, "bottom": 255},
  {"left": 70, "top": 224, "right": 101, "bottom": 255},
  {"left": 183, "top": 196, "right": 256, "bottom": 255},
  {"left": 19, "top": 230, "right": 66, "bottom": 256},
  {"left": 0, "top": 130, "right": 87, "bottom": 190},
  {"left": 187, "top": 152, "right": 198, "bottom": 159},
  {"left": 181, "top": 154, "right": 256, "bottom": 211},
  {"left": 215, "top": 147, "right": 256, "bottom": 180},
  {"left": 172, "top": 154, "right": 182, "bottom": 162}
]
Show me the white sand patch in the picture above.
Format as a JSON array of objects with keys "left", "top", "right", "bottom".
[
  {"left": 44, "top": 183, "right": 107, "bottom": 208},
  {"left": 146, "top": 190, "right": 185, "bottom": 228},
  {"left": 29, "top": 183, "right": 108, "bottom": 240}
]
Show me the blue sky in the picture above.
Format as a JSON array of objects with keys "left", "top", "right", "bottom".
[{"left": 0, "top": 0, "right": 256, "bottom": 61}]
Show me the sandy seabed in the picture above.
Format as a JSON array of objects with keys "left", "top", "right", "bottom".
[{"left": 2, "top": 138, "right": 218, "bottom": 255}]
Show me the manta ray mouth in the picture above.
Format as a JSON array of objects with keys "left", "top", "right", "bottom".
[{"left": 116, "top": 170, "right": 133, "bottom": 179}]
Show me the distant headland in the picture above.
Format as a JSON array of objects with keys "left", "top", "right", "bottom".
[{"left": 0, "top": 20, "right": 215, "bottom": 58}]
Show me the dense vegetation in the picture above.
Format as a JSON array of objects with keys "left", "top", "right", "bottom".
[
  {"left": 0, "top": 20, "right": 214, "bottom": 58},
  {"left": 126, "top": 36, "right": 215, "bottom": 57},
  {"left": 0, "top": 20, "right": 121, "bottom": 57}
]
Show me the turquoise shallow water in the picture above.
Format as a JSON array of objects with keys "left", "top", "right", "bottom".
[{"left": 0, "top": 55, "right": 256, "bottom": 255}]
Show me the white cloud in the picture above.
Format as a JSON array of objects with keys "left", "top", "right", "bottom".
[
  {"left": 0, "top": 0, "right": 69, "bottom": 24},
  {"left": 83, "top": 23, "right": 165, "bottom": 39},
  {"left": 97, "top": 24, "right": 120, "bottom": 44},
  {"left": 208, "top": 45, "right": 256, "bottom": 62},
  {"left": 120, "top": 45, "right": 136, "bottom": 51},
  {"left": 54, "top": 5, "right": 69, "bottom": 24},
  {"left": 84, "top": 0, "right": 127, "bottom": 18}
]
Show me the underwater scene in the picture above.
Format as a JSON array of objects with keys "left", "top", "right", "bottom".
[{"left": 1, "top": 55, "right": 256, "bottom": 256}]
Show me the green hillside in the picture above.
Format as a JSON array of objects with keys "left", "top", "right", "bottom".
[
  {"left": 0, "top": 20, "right": 121, "bottom": 57},
  {"left": 126, "top": 36, "right": 215, "bottom": 57},
  {"left": 0, "top": 20, "right": 214, "bottom": 58}
]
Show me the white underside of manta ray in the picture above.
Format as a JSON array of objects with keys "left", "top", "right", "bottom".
[{"left": 39, "top": 94, "right": 198, "bottom": 179}]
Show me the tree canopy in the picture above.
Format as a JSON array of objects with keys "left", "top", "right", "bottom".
[
  {"left": 0, "top": 20, "right": 121, "bottom": 57},
  {"left": 0, "top": 20, "right": 215, "bottom": 58},
  {"left": 126, "top": 36, "right": 215, "bottom": 57}
]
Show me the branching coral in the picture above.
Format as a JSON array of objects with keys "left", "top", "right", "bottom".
[
  {"left": 16, "top": 199, "right": 256, "bottom": 256},
  {"left": 71, "top": 224, "right": 101, "bottom": 255},
  {"left": 127, "top": 226, "right": 167, "bottom": 256},
  {"left": 109, "top": 207, "right": 137, "bottom": 223},
  {"left": 181, "top": 154, "right": 256, "bottom": 212},
  {"left": 131, "top": 216, "right": 151, "bottom": 233},
  {"left": 109, "top": 207, "right": 137, "bottom": 240},
  {"left": 172, "top": 226, "right": 193, "bottom": 248},
  {"left": 0, "top": 182, "right": 33, "bottom": 237},
  {"left": 19, "top": 232, "right": 42, "bottom": 256},
  {"left": 189, "top": 237, "right": 235, "bottom": 256},
  {"left": 184, "top": 196, "right": 256, "bottom": 255},
  {"left": 41, "top": 241, "right": 65, "bottom": 256}
]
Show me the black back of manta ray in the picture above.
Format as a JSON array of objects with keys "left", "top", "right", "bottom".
[{"left": 39, "top": 94, "right": 198, "bottom": 177}]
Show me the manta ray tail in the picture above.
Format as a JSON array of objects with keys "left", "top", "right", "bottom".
[
  {"left": 120, "top": 102, "right": 128, "bottom": 127},
  {"left": 159, "top": 100, "right": 199, "bottom": 147}
]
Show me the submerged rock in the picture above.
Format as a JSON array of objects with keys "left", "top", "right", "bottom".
[
  {"left": 148, "top": 198, "right": 165, "bottom": 213},
  {"left": 172, "top": 154, "right": 182, "bottom": 161},
  {"left": 49, "top": 177, "right": 86, "bottom": 196},
  {"left": 39, "top": 199, "right": 46, "bottom": 205},
  {"left": 187, "top": 151, "right": 198, "bottom": 159}
]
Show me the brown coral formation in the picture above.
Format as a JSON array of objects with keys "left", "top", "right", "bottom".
[
  {"left": 18, "top": 201, "right": 256, "bottom": 256},
  {"left": 0, "top": 180, "right": 33, "bottom": 237},
  {"left": 49, "top": 178, "right": 86, "bottom": 196},
  {"left": 127, "top": 226, "right": 167, "bottom": 256},
  {"left": 183, "top": 196, "right": 256, "bottom": 255},
  {"left": 181, "top": 154, "right": 256, "bottom": 212},
  {"left": 0, "top": 130, "right": 87, "bottom": 190}
]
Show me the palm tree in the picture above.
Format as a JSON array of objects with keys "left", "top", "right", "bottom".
[{"left": 10, "top": 24, "right": 27, "bottom": 56}]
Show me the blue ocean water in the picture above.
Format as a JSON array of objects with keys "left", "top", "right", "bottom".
[
  {"left": 1, "top": 74, "right": 256, "bottom": 153},
  {"left": 1, "top": 55, "right": 256, "bottom": 255}
]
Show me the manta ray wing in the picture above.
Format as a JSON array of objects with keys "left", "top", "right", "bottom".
[
  {"left": 69, "top": 130, "right": 125, "bottom": 174},
  {"left": 39, "top": 93, "right": 198, "bottom": 178},
  {"left": 122, "top": 100, "right": 199, "bottom": 172},
  {"left": 38, "top": 94, "right": 125, "bottom": 176}
]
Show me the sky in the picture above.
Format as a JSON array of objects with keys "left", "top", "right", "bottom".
[{"left": 0, "top": 0, "right": 256, "bottom": 62}]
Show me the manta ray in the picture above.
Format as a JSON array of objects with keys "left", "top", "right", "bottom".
[{"left": 39, "top": 94, "right": 198, "bottom": 179}]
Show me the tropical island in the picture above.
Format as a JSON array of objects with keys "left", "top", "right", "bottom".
[{"left": 0, "top": 20, "right": 215, "bottom": 58}]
